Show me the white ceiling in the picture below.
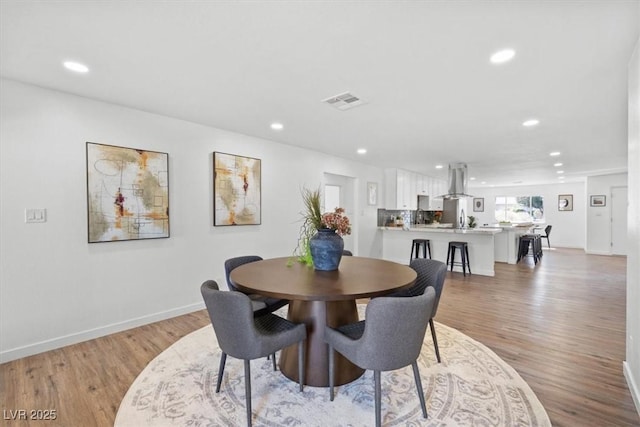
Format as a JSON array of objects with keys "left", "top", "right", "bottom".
[{"left": 1, "top": 1, "right": 638, "bottom": 187}]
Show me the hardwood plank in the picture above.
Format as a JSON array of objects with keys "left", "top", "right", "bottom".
[
  {"left": 0, "top": 312, "right": 210, "bottom": 427},
  {"left": 0, "top": 249, "right": 638, "bottom": 426},
  {"left": 437, "top": 248, "right": 638, "bottom": 427}
]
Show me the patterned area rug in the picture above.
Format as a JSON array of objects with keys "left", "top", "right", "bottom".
[{"left": 115, "top": 306, "right": 551, "bottom": 426}]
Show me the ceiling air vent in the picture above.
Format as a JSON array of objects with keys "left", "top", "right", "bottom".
[{"left": 322, "top": 92, "right": 365, "bottom": 111}]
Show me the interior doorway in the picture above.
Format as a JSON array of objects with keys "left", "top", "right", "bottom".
[
  {"left": 611, "top": 186, "right": 628, "bottom": 255},
  {"left": 323, "top": 173, "right": 356, "bottom": 254}
]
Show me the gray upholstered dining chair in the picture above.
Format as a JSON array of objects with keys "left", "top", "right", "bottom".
[
  {"left": 342, "top": 249, "right": 353, "bottom": 256},
  {"left": 224, "top": 255, "right": 289, "bottom": 316},
  {"left": 200, "top": 280, "right": 307, "bottom": 427},
  {"left": 324, "top": 287, "right": 436, "bottom": 427},
  {"left": 225, "top": 255, "right": 290, "bottom": 369},
  {"left": 386, "top": 258, "right": 448, "bottom": 363}
]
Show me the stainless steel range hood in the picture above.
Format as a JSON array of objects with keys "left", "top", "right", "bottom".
[{"left": 440, "top": 162, "right": 473, "bottom": 199}]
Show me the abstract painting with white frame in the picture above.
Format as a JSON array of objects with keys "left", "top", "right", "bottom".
[
  {"left": 86, "top": 142, "right": 170, "bottom": 243},
  {"left": 213, "top": 152, "right": 261, "bottom": 226}
]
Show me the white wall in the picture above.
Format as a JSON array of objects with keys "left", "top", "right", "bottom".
[
  {"left": 0, "top": 79, "right": 384, "bottom": 362},
  {"left": 467, "top": 181, "right": 586, "bottom": 249},
  {"left": 585, "top": 173, "right": 628, "bottom": 255},
  {"left": 625, "top": 34, "right": 640, "bottom": 416}
]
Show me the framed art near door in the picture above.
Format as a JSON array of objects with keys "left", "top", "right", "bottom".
[{"left": 367, "top": 182, "right": 378, "bottom": 206}]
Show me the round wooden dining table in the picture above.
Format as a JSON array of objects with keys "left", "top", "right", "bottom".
[{"left": 230, "top": 256, "right": 417, "bottom": 387}]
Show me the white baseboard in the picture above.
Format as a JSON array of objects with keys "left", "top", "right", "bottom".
[
  {"left": 624, "top": 361, "right": 640, "bottom": 417},
  {"left": 585, "top": 250, "right": 612, "bottom": 255},
  {"left": 0, "top": 301, "right": 205, "bottom": 364}
]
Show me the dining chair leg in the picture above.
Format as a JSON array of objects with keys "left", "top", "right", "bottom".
[
  {"left": 429, "top": 318, "right": 441, "bottom": 363},
  {"left": 298, "top": 341, "right": 305, "bottom": 392},
  {"left": 411, "top": 361, "right": 428, "bottom": 419},
  {"left": 272, "top": 353, "right": 277, "bottom": 371},
  {"left": 374, "top": 370, "right": 382, "bottom": 427},
  {"left": 328, "top": 345, "right": 335, "bottom": 401},
  {"left": 244, "top": 359, "right": 252, "bottom": 427},
  {"left": 216, "top": 352, "right": 227, "bottom": 392}
]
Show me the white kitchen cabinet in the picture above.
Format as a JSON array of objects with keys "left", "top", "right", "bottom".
[
  {"left": 408, "top": 172, "right": 418, "bottom": 209},
  {"left": 385, "top": 169, "right": 446, "bottom": 210},
  {"left": 430, "top": 179, "right": 446, "bottom": 210},
  {"left": 385, "top": 168, "right": 415, "bottom": 210},
  {"left": 416, "top": 174, "right": 428, "bottom": 195}
]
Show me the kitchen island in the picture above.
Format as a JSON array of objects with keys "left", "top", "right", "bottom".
[
  {"left": 482, "top": 224, "right": 536, "bottom": 264},
  {"left": 380, "top": 225, "right": 501, "bottom": 276}
]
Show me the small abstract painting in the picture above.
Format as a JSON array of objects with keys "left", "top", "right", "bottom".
[
  {"left": 213, "top": 152, "right": 261, "bottom": 226},
  {"left": 473, "top": 197, "right": 484, "bottom": 212},
  {"left": 558, "top": 194, "right": 573, "bottom": 211},
  {"left": 367, "top": 182, "right": 378, "bottom": 206},
  {"left": 86, "top": 142, "right": 169, "bottom": 243}
]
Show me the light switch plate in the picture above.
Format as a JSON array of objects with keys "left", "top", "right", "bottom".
[{"left": 25, "top": 208, "right": 46, "bottom": 223}]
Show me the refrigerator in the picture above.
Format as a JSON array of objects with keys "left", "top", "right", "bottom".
[{"left": 441, "top": 198, "right": 468, "bottom": 228}]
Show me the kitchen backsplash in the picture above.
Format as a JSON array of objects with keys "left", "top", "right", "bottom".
[{"left": 377, "top": 209, "right": 442, "bottom": 226}]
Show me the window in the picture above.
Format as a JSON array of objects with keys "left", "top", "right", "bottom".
[{"left": 495, "top": 196, "right": 544, "bottom": 223}]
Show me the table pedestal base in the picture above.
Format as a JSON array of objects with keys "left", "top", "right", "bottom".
[{"left": 279, "top": 299, "right": 365, "bottom": 387}]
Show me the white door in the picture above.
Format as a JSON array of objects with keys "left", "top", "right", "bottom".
[
  {"left": 324, "top": 173, "right": 356, "bottom": 253},
  {"left": 611, "top": 186, "right": 628, "bottom": 255}
]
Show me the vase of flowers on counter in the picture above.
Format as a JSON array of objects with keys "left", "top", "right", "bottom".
[{"left": 294, "top": 187, "right": 351, "bottom": 271}]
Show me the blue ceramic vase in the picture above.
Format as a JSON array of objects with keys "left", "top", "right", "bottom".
[{"left": 309, "top": 228, "right": 344, "bottom": 271}]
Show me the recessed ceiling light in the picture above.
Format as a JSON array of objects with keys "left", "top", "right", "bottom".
[
  {"left": 357, "top": 148, "right": 367, "bottom": 154},
  {"left": 435, "top": 165, "right": 443, "bottom": 169},
  {"left": 490, "top": 49, "right": 516, "bottom": 64},
  {"left": 63, "top": 61, "right": 89, "bottom": 73},
  {"left": 270, "top": 122, "right": 283, "bottom": 131},
  {"left": 470, "top": 177, "right": 476, "bottom": 181},
  {"left": 557, "top": 170, "right": 564, "bottom": 174},
  {"left": 481, "top": 181, "right": 487, "bottom": 185},
  {"left": 550, "top": 151, "right": 561, "bottom": 156},
  {"left": 554, "top": 162, "right": 563, "bottom": 167},
  {"left": 558, "top": 176, "right": 565, "bottom": 180},
  {"left": 522, "top": 119, "right": 540, "bottom": 127}
]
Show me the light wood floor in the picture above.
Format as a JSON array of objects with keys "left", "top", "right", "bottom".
[{"left": 1, "top": 248, "right": 638, "bottom": 426}]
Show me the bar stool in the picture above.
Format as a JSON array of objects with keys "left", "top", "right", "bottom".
[
  {"left": 446, "top": 241, "right": 471, "bottom": 276},
  {"left": 517, "top": 235, "right": 540, "bottom": 264},
  {"left": 533, "top": 234, "right": 543, "bottom": 259},
  {"left": 410, "top": 239, "right": 432, "bottom": 262}
]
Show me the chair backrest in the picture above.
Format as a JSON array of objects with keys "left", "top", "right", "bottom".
[
  {"left": 544, "top": 225, "right": 552, "bottom": 236},
  {"left": 407, "top": 259, "right": 447, "bottom": 316},
  {"left": 355, "top": 287, "right": 436, "bottom": 371},
  {"left": 201, "top": 280, "right": 262, "bottom": 359},
  {"left": 224, "top": 255, "right": 263, "bottom": 292},
  {"left": 342, "top": 250, "right": 353, "bottom": 256}
]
